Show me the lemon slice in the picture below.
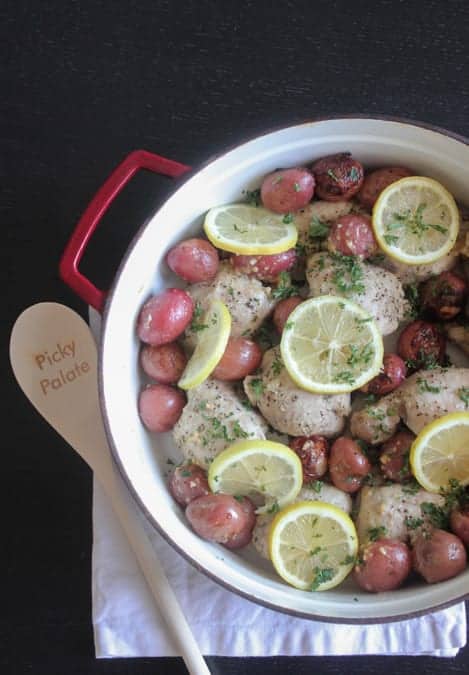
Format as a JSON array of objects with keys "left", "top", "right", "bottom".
[
  {"left": 280, "top": 295, "right": 384, "bottom": 394},
  {"left": 203, "top": 203, "right": 298, "bottom": 255},
  {"left": 208, "top": 439, "right": 303, "bottom": 513},
  {"left": 269, "top": 501, "right": 358, "bottom": 591},
  {"left": 410, "top": 412, "right": 469, "bottom": 493},
  {"left": 178, "top": 300, "right": 231, "bottom": 390},
  {"left": 372, "top": 176, "right": 459, "bottom": 265}
]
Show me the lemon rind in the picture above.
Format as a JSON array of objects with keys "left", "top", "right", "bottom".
[
  {"left": 268, "top": 501, "right": 358, "bottom": 591},
  {"left": 372, "top": 176, "right": 460, "bottom": 266},
  {"left": 410, "top": 411, "right": 469, "bottom": 492},
  {"left": 178, "top": 300, "right": 231, "bottom": 390}
]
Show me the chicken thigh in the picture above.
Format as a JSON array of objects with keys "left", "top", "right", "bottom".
[
  {"left": 172, "top": 378, "right": 268, "bottom": 470},
  {"left": 306, "top": 252, "right": 408, "bottom": 335},
  {"left": 351, "top": 367, "right": 469, "bottom": 444},
  {"left": 244, "top": 347, "right": 351, "bottom": 437},
  {"left": 355, "top": 484, "right": 445, "bottom": 545},
  {"left": 185, "top": 262, "right": 276, "bottom": 342}
]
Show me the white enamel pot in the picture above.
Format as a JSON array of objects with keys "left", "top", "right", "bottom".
[{"left": 60, "top": 116, "right": 469, "bottom": 622}]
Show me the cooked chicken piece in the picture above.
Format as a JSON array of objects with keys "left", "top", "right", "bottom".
[
  {"left": 172, "top": 378, "right": 268, "bottom": 470},
  {"left": 376, "top": 251, "right": 458, "bottom": 286},
  {"left": 306, "top": 253, "right": 407, "bottom": 335},
  {"left": 446, "top": 323, "right": 469, "bottom": 356},
  {"left": 351, "top": 367, "right": 469, "bottom": 444},
  {"left": 293, "top": 201, "right": 355, "bottom": 256},
  {"left": 185, "top": 262, "right": 276, "bottom": 343},
  {"left": 244, "top": 347, "right": 351, "bottom": 437},
  {"left": 252, "top": 484, "right": 352, "bottom": 559},
  {"left": 450, "top": 215, "right": 469, "bottom": 258},
  {"left": 356, "top": 484, "right": 445, "bottom": 545}
]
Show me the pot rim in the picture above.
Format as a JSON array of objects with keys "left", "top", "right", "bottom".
[{"left": 98, "top": 114, "right": 469, "bottom": 623}]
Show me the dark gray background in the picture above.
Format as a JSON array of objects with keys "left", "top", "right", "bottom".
[{"left": 2, "top": 1, "right": 469, "bottom": 673}]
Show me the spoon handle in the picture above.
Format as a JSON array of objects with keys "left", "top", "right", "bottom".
[{"left": 104, "top": 467, "right": 211, "bottom": 675}]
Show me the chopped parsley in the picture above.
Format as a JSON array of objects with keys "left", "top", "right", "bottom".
[
  {"left": 311, "top": 567, "right": 335, "bottom": 591},
  {"left": 402, "top": 479, "right": 421, "bottom": 495},
  {"left": 367, "top": 525, "right": 387, "bottom": 542},
  {"left": 271, "top": 354, "right": 284, "bottom": 375},
  {"left": 240, "top": 397, "right": 253, "bottom": 410},
  {"left": 347, "top": 342, "right": 374, "bottom": 367},
  {"left": 284, "top": 320, "right": 294, "bottom": 330},
  {"left": 190, "top": 301, "right": 209, "bottom": 332},
  {"left": 385, "top": 203, "right": 448, "bottom": 239},
  {"left": 348, "top": 166, "right": 360, "bottom": 182},
  {"left": 342, "top": 554, "right": 357, "bottom": 566},
  {"left": 405, "top": 516, "right": 424, "bottom": 530},
  {"left": 295, "top": 241, "right": 307, "bottom": 257},
  {"left": 417, "top": 378, "right": 441, "bottom": 394},
  {"left": 243, "top": 188, "right": 261, "bottom": 206},
  {"left": 267, "top": 501, "right": 280, "bottom": 514},
  {"left": 310, "top": 480, "right": 323, "bottom": 494},
  {"left": 310, "top": 546, "right": 322, "bottom": 556},
  {"left": 282, "top": 212, "right": 294, "bottom": 224},
  {"left": 293, "top": 182, "right": 301, "bottom": 192},
  {"left": 256, "top": 322, "right": 276, "bottom": 349},
  {"left": 441, "top": 478, "right": 469, "bottom": 511},
  {"left": 458, "top": 387, "right": 469, "bottom": 408},
  {"left": 330, "top": 253, "right": 365, "bottom": 296},
  {"left": 250, "top": 378, "right": 265, "bottom": 397},
  {"left": 384, "top": 234, "right": 399, "bottom": 246},
  {"left": 272, "top": 272, "right": 299, "bottom": 300},
  {"left": 309, "top": 216, "right": 329, "bottom": 239},
  {"left": 333, "top": 370, "right": 356, "bottom": 385},
  {"left": 405, "top": 352, "right": 441, "bottom": 371},
  {"left": 420, "top": 502, "right": 449, "bottom": 529},
  {"left": 404, "top": 283, "right": 421, "bottom": 320},
  {"left": 199, "top": 414, "right": 249, "bottom": 446}
]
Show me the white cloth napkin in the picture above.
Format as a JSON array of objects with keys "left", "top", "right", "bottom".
[{"left": 89, "top": 310, "right": 467, "bottom": 658}]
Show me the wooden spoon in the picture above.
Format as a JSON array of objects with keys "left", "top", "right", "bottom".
[{"left": 9, "top": 302, "right": 210, "bottom": 675}]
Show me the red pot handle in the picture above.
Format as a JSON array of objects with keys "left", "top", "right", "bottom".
[{"left": 59, "top": 149, "right": 190, "bottom": 312}]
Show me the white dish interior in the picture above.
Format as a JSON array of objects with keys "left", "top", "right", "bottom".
[{"left": 100, "top": 117, "right": 469, "bottom": 621}]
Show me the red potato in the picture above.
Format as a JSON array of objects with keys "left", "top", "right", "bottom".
[
  {"left": 230, "top": 249, "right": 297, "bottom": 282},
  {"left": 186, "top": 494, "right": 256, "bottom": 548},
  {"left": 140, "top": 342, "right": 187, "bottom": 384},
  {"left": 169, "top": 463, "right": 210, "bottom": 507},
  {"left": 273, "top": 296, "right": 303, "bottom": 333},
  {"left": 223, "top": 497, "right": 257, "bottom": 549},
  {"left": 311, "top": 152, "right": 364, "bottom": 202},
  {"left": 361, "top": 353, "right": 407, "bottom": 396},
  {"left": 379, "top": 430, "right": 415, "bottom": 482},
  {"left": 397, "top": 320, "right": 446, "bottom": 369},
  {"left": 289, "top": 435, "right": 329, "bottom": 483},
  {"left": 421, "top": 271, "right": 468, "bottom": 320},
  {"left": 166, "top": 238, "right": 219, "bottom": 283},
  {"left": 412, "top": 529, "right": 467, "bottom": 583},
  {"left": 212, "top": 337, "right": 263, "bottom": 381},
  {"left": 138, "top": 384, "right": 186, "bottom": 432},
  {"left": 450, "top": 508, "right": 469, "bottom": 546},
  {"left": 137, "top": 289, "right": 194, "bottom": 346},
  {"left": 260, "top": 168, "right": 315, "bottom": 213},
  {"left": 353, "top": 539, "right": 412, "bottom": 592},
  {"left": 327, "top": 213, "right": 378, "bottom": 259},
  {"left": 358, "top": 166, "right": 414, "bottom": 210},
  {"left": 329, "top": 437, "right": 371, "bottom": 493}
]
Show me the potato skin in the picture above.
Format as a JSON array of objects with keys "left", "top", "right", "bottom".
[
  {"left": 311, "top": 153, "right": 364, "bottom": 202},
  {"left": 354, "top": 539, "right": 412, "bottom": 592},
  {"left": 358, "top": 166, "right": 414, "bottom": 210}
]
